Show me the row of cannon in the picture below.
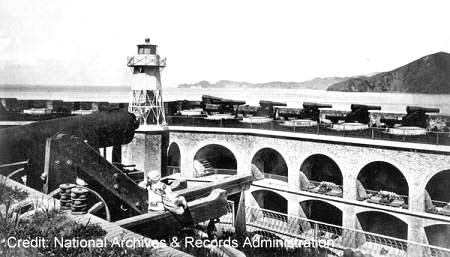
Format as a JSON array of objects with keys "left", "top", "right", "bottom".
[{"left": 167, "top": 95, "right": 440, "bottom": 128}]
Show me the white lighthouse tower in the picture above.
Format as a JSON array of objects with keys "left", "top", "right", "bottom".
[{"left": 127, "top": 38, "right": 166, "bottom": 126}]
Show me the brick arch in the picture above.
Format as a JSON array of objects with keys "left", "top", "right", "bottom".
[
  {"left": 248, "top": 145, "right": 290, "bottom": 167},
  {"left": 299, "top": 199, "right": 343, "bottom": 226},
  {"left": 250, "top": 189, "right": 289, "bottom": 214},
  {"left": 248, "top": 187, "right": 290, "bottom": 203},
  {"left": 167, "top": 142, "right": 181, "bottom": 164},
  {"left": 250, "top": 147, "right": 289, "bottom": 179},
  {"left": 424, "top": 169, "right": 450, "bottom": 203},
  {"left": 193, "top": 143, "right": 238, "bottom": 170},
  {"left": 356, "top": 210, "right": 408, "bottom": 240},
  {"left": 354, "top": 208, "right": 408, "bottom": 222},
  {"left": 188, "top": 140, "right": 244, "bottom": 172},
  {"left": 297, "top": 197, "right": 344, "bottom": 212},
  {"left": 424, "top": 223, "right": 450, "bottom": 249},
  {"left": 168, "top": 138, "right": 186, "bottom": 159},
  {"left": 299, "top": 153, "right": 343, "bottom": 186},
  {"left": 352, "top": 157, "right": 411, "bottom": 184},
  {"left": 356, "top": 160, "right": 409, "bottom": 197},
  {"left": 296, "top": 151, "right": 345, "bottom": 173}
]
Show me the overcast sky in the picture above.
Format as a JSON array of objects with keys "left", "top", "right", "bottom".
[{"left": 0, "top": 0, "right": 449, "bottom": 87}]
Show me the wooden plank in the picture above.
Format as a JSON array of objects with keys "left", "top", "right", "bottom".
[
  {"left": 177, "top": 168, "right": 262, "bottom": 202},
  {"left": 114, "top": 189, "right": 228, "bottom": 238},
  {"left": 47, "top": 134, "right": 148, "bottom": 214}
]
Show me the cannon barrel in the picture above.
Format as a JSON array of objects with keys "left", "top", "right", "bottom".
[
  {"left": 202, "top": 95, "right": 223, "bottom": 104},
  {"left": 350, "top": 104, "right": 381, "bottom": 111},
  {"left": 259, "top": 100, "right": 287, "bottom": 107},
  {"left": 204, "top": 103, "right": 221, "bottom": 111},
  {"left": 0, "top": 111, "right": 138, "bottom": 151},
  {"left": 237, "top": 105, "right": 259, "bottom": 115},
  {"left": 406, "top": 106, "right": 440, "bottom": 114},
  {"left": 303, "top": 102, "right": 332, "bottom": 109},
  {"left": 219, "top": 99, "right": 246, "bottom": 106},
  {"left": 276, "top": 107, "right": 303, "bottom": 116},
  {"left": 0, "top": 111, "right": 139, "bottom": 187}
]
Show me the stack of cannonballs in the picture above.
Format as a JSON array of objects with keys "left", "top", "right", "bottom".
[
  {"left": 59, "top": 183, "right": 76, "bottom": 212},
  {"left": 70, "top": 187, "right": 88, "bottom": 214}
]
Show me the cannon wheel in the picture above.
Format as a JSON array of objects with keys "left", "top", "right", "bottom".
[{"left": 48, "top": 186, "right": 111, "bottom": 221}]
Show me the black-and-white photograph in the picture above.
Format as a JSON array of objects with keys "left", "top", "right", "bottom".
[{"left": 1, "top": 1, "right": 449, "bottom": 256}]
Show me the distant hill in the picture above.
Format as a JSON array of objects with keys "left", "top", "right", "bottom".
[
  {"left": 327, "top": 52, "right": 450, "bottom": 93},
  {"left": 178, "top": 77, "right": 347, "bottom": 90}
]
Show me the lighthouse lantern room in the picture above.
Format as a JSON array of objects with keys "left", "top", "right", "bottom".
[{"left": 127, "top": 38, "right": 167, "bottom": 126}]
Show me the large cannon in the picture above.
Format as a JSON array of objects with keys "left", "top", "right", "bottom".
[
  {"left": 381, "top": 106, "right": 440, "bottom": 128},
  {"left": 0, "top": 110, "right": 139, "bottom": 189},
  {"left": 302, "top": 102, "right": 332, "bottom": 121},
  {"left": 237, "top": 105, "right": 260, "bottom": 117},
  {"left": 257, "top": 100, "right": 287, "bottom": 118},
  {"left": 326, "top": 104, "right": 381, "bottom": 124},
  {"left": 201, "top": 95, "right": 246, "bottom": 115},
  {"left": 166, "top": 100, "right": 203, "bottom": 116}
]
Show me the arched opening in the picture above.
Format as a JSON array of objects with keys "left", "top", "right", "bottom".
[
  {"left": 357, "top": 211, "right": 408, "bottom": 240},
  {"left": 251, "top": 148, "right": 288, "bottom": 180},
  {"left": 300, "top": 200, "right": 342, "bottom": 227},
  {"left": 425, "top": 224, "right": 450, "bottom": 249},
  {"left": 357, "top": 161, "right": 409, "bottom": 198},
  {"left": 300, "top": 154, "right": 343, "bottom": 186},
  {"left": 167, "top": 142, "right": 181, "bottom": 175},
  {"left": 251, "top": 190, "right": 287, "bottom": 214},
  {"left": 193, "top": 144, "right": 237, "bottom": 177},
  {"left": 426, "top": 169, "right": 450, "bottom": 206}
]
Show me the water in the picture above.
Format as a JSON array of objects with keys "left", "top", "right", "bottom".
[{"left": 1, "top": 85, "right": 449, "bottom": 114}]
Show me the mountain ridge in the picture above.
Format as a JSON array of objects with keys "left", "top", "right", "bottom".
[
  {"left": 178, "top": 77, "right": 348, "bottom": 90},
  {"left": 327, "top": 52, "right": 450, "bottom": 93}
]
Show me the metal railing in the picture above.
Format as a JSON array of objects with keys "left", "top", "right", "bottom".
[
  {"left": 166, "top": 116, "right": 450, "bottom": 146},
  {"left": 127, "top": 55, "right": 166, "bottom": 67},
  {"left": 217, "top": 205, "right": 450, "bottom": 257}
]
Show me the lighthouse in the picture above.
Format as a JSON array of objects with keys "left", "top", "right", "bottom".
[{"left": 127, "top": 38, "right": 167, "bottom": 126}]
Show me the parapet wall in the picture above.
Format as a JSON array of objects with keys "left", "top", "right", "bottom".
[{"left": 320, "top": 109, "right": 450, "bottom": 131}]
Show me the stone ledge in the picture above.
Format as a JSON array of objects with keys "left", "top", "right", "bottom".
[{"left": 168, "top": 126, "right": 450, "bottom": 154}]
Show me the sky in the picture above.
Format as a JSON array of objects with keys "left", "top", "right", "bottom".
[{"left": 0, "top": 0, "right": 449, "bottom": 87}]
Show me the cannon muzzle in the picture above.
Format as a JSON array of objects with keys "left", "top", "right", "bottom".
[
  {"left": 406, "top": 106, "right": 440, "bottom": 114},
  {"left": 350, "top": 104, "right": 381, "bottom": 111}
]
